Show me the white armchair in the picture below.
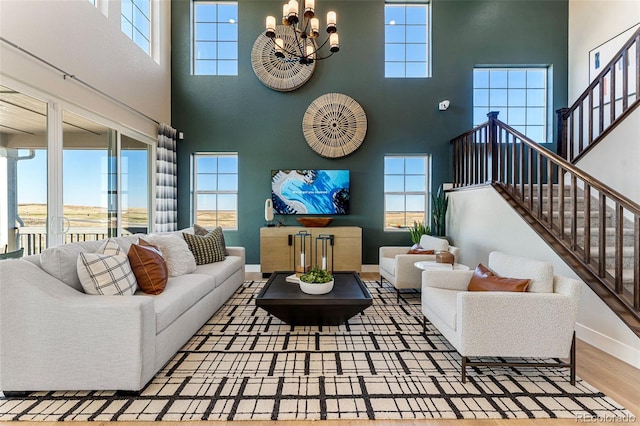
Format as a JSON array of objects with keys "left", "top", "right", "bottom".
[
  {"left": 421, "top": 251, "right": 582, "bottom": 384},
  {"left": 379, "top": 234, "right": 460, "bottom": 302}
]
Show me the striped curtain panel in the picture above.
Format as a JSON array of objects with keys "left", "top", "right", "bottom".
[{"left": 155, "top": 123, "right": 178, "bottom": 232}]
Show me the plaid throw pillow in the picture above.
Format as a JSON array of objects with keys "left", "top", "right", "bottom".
[
  {"left": 77, "top": 239, "right": 137, "bottom": 295},
  {"left": 183, "top": 230, "right": 226, "bottom": 265}
]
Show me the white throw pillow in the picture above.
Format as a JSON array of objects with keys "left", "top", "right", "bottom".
[
  {"left": 77, "top": 239, "right": 138, "bottom": 295},
  {"left": 146, "top": 233, "right": 197, "bottom": 277}
]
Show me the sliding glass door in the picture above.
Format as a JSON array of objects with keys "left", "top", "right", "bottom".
[
  {"left": 0, "top": 85, "right": 49, "bottom": 255},
  {"left": 0, "top": 82, "right": 154, "bottom": 256}
]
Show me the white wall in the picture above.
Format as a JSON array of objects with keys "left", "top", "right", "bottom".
[
  {"left": 568, "top": 0, "right": 640, "bottom": 103},
  {"left": 575, "top": 107, "right": 640, "bottom": 204},
  {"left": 447, "top": 186, "right": 640, "bottom": 369},
  {"left": 568, "top": 1, "right": 640, "bottom": 207},
  {"left": 0, "top": 0, "right": 171, "bottom": 137}
]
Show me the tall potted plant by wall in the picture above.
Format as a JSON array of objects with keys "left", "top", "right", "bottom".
[
  {"left": 408, "top": 220, "right": 429, "bottom": 246},
  {"left": 431, "top": 187, "right": 448, "bottom": 237}
]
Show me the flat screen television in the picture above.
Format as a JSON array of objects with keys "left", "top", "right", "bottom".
[{"left": 271, "top": 169, "right": 350, "bottom": 215}]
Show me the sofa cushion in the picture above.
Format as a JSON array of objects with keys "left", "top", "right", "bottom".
[
  {"left": 150, "top": 273, "right": 216, "bottom": 333},
  {"left": 128, "top": 239, "right": 168, "bottom": 295},
  {"left": 424, "top": 287, "right": 461, "bottom": 331},
  {"left": 468, "top": 263, "right": 530, "bottom": 292},
  {"left": 195, "top": 255, "right": 243, "bottom": 288},
  {"left": 146, "top": 233, "right": 197, "bottom": 277},
  {"left": 77, "top": 239, "right": 138, "bottom": 295},
  {"left": 419, "top": 235, "right": 449, "bottom": 252},
  {"left": 39, "top": 235, "right": 138, "bottom": 292},
  {"left": 379, "top": 256, "right": 396, "bottom": 276},
  {"left": 183, "top": 231, "right": 226, "bottom": 265},
  {"left": 488, "top": 252, "right": 553, "bottom": 293},
  {"left": 194, "top": 224, "right": 229, "bottom": 256}
]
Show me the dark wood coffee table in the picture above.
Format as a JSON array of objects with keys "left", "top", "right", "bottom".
[{"left": 255, "top": 271, "right": 373, "bottom": 326}]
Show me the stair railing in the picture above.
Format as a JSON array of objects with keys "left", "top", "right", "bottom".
[
  {"left": 452, "top": 111, "right": 640, "bottom": 323},
  {"left": 558, "top": 26, "right": 640, "bottom": 163}
]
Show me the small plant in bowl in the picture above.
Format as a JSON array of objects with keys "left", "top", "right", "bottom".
[{"left": 299, "top": 268, "right": 334, "bottom": 295}]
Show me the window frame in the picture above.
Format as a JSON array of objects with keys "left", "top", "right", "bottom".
[
  {"left": 192, "top": 0, "right": 239, "bottom": 76},
  {"left": 192, "top": 152, "right": 239, "bottom": 230},
  {"left": 384, "top": 1, "right": 431, "bottom": 79},
  {"left": 121, "top": 0, "right": 152, "bottom": 55},
  {"left": 473, "top": 66, "right": 550, "bottom": 143},
  {"left": 383, "top": 154, "right": 431, "bottom": 232}
]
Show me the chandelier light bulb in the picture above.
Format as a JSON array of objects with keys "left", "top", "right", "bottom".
[
  {"left": 329, "top": 32, "right": 339, "bottom": 52},
  {"left": 326, "top": 11, "right": 336, "bottom": 33},
  {"left": 310, "top": 17, "right": 320, "bottom": 38},
  {"left": 287, "top": 0, "right": 299, "bottom": 24},
  {"left": 282, "top": 4, "right": 289, "bottom": 25},
  {"left": 274, "top": 38, "right": 285, "bottom": 58},
  {"left": 265, "top": 16, "right": 276, "bottom": 38},
  {"left": 304, "top": 0, "right": 315, "bottom": 18}
]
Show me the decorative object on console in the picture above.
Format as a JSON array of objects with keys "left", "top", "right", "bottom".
[
  {"left": 303, "top": 93, "right": 367, "bottom": 158},
  {"left": 251, "top": 25, "right": 315, "bottom": 92},
  {"left": 263, "top": 0, "right": 339, "bottom": 65},
  {"left": 265, "top": 198, "right": 275, "bottom": 226},
  {"left": 296, "top": 217, "right": 332, "bottom": 227},
  {"left": 293, "top": 230, "right": 312, "bottom": 276}
]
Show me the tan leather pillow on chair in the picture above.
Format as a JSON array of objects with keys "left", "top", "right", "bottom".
[{"left": 468, "top": 263, "right": 530, "bottom": 292}]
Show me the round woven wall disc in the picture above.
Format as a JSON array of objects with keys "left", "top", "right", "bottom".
[
  {"left": 251, "top": 25, "right": 316, "bottom": 92},
  {"left": 302, "top": 93, "right": 367, "bottom": 158}
]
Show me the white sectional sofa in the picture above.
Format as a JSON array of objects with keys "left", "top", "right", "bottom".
[{"left": 0, "top": 231, "right": 245, "bottom": 395}]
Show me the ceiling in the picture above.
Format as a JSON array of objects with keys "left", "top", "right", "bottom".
[{"left": 0, "top": 86, "right": 107, "bottom": 137}]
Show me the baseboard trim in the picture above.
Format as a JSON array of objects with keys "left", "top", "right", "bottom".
[
  {"left": 246, "top": 265, "right": 379, "bottom": 273},
  {"left": 576, "top": 323, "right": 640, "bottom": 369}
]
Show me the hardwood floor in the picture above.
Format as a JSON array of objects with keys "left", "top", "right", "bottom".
[{"left": 3, "top": 272, "right": 638, "bottom": 426}]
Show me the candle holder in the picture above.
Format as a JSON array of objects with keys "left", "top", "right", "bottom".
[
  {"left": 292, "top": 230, "right": 312, "bottom": 276},
  {"left": 315, "top": 233, "right": 334, "bottom": 273}
]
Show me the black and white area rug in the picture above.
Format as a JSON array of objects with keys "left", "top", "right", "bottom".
[{"left": 0, "top": 280, "right": 631, "bottom": 421}]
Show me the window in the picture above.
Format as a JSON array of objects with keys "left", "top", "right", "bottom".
[
  {"left": 473, "top": 67, "right": 548, "bottom": 142},
  {"left": 384, "top": 155, "right": 430, "bottom": 230},
  {"left": 385, "top": 2, "right": 430, "bottom": 78},
  {"left": 122, "top": 0, "right": 151, "bottom": 55},
  {"left": 193, "top": 1, "right": 238, "bottom": 76},
  {"left": 87, "top": 0, "right": 96, "bottom": 5},
  {"left": 192, "top": 153, "right": 238, "bottom": 229}
]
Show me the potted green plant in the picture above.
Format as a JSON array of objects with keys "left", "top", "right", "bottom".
[
  {"left": 408, "top": 220, "right": 429, "bottom": 245},
  {"left": 299, "top": 267, "right": 334, "bottom": 295},
  {"left": 431, "top": 187, "right": 449, "bottom": 237}
]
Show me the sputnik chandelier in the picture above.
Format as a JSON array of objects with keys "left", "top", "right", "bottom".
[{"left": 264, "top": 0, "right": 340, "bottom": 65}]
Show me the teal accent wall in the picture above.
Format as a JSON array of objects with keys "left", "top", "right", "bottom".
[{"left": 172, "top": 0, "right": 568, "bottom": 265}]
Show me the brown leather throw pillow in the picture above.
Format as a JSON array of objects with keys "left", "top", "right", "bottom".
[
  {"left": 128, "top": 238, "right": 169, "bottom": 295},
  {"left": 407, "top": 249, "right": 435, "bottom": 254},
  {"left": 468, "top": 263, "right": 531, "bottom": 292}
]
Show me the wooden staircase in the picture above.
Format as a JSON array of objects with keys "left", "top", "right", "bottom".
[
  {"left": 450, "top": 27, "right": 640, "bottom": 338},
  {"left": 451, "top": 113, "right": 640, "bottom": 339}
]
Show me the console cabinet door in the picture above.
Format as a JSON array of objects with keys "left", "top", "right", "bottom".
[{"left": 260, "top": 226, "right": 362, "bottom": 274}]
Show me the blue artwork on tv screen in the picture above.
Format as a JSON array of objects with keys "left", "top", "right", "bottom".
[{"left": 271, "top": 169, "right": 350, "bottom": 215}]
